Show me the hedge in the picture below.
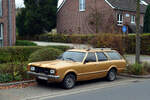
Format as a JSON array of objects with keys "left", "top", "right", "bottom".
[
  {"left": 16, "top": 40, "right": 37, "bottom": 46},
  {"left": 126, "top": 34, "right": 150, "bottom": 55},
  {"left": 29, "top": 48, "right": 63, "bottom": 62},
  {"left": 0, "top": 46, "right": 70, "bottom": 83},
  {"left": 0, "top": 46, "right": 70, "bottom": 64},
  {"left": 28, "top": 33, "right": 150, "bottom": 55}
]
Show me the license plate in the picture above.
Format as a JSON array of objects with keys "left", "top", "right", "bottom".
[{"left": 38, "top": 76, "right": 48, "bottom": 80}]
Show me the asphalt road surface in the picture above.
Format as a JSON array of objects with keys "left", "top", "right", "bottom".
[
  {"left": 42, "top": 79, "right": 150, "bottom": 100},
  {"left": 0, "top": 76, "right": 142, "bottom": 100}
]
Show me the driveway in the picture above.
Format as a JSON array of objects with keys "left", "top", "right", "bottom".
[
  {"left": 0, "top": 76, "right": 139, "bottom": 100},
  {"left": 33, "top": 41, "right": 91, "bottom": 49}
]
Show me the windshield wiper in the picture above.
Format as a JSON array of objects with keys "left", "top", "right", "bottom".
[{"left": 65, "top": 58, "right": 76, "bottom": 62}]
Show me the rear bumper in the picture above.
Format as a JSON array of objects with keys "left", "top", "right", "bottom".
[{"left": 27, "top": 71, "right": 60, "bottom": 79}]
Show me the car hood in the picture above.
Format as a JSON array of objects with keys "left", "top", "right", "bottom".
[{"left": 28, "top": 60, "right": 82, "bottom": 69}]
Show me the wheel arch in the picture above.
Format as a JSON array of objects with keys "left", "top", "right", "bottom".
[{"left": 63, "top": 70, "right": 77, "bottom": 80}]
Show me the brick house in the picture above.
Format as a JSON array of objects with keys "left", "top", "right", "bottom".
[
  {"left": 57, "top": 0, "right": 150, "bottom": 34},
  {"left": 0, "top": 0, "right": 16, "bottom": 47}
]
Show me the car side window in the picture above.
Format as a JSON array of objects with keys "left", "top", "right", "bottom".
[
  {"left": 96, "top": 52, "right": 108, "bottom": 61},
  {"left": 106, "top": 51, "right": 122, "bottom": 60},
  {"left": 85, "top": 52, "right": 96, "bottom": 63}
]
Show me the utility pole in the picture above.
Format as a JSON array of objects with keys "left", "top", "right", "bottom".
[
  {"left": 136, "top": 0, "right": 140, "bottom": 64},
  {"left": 8, "top": 0, "right": 13, "bottom": 46}
]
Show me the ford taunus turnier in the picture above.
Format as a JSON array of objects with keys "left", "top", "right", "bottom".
[{"left": 27, "top": 48, "right": 126, "bottom": 89}]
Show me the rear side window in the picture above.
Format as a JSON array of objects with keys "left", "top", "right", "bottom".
[
  {"left": 106, "top": 51, "right": 122, "bottom": 60},
  {"left": 85, "top": 52, "right": 96, "bottom": 63},
  {"left": 96, "top": 52, "right": 108, "bottom": 61}
]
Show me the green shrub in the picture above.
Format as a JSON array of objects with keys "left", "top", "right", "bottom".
[
  {"left": 127, "top": 63, "right": 144, "bottom": 75},
  {"left": 0, "top": 62, "right": 29, "bottom": 83},
  {"left": 0, "top": 46, "right": 69, "bottom": 64},
  {"left": 0, "top": 46, "right": 42, "bottom": 63},
  {"left": 0, "top": 74, "right": 13, "bottom": 83},
  {"left": 29, "top": 48, "right": 63, "bottom": 62},
  {"left": 16, "top": 40, "right": 37, "bottom": 46}
]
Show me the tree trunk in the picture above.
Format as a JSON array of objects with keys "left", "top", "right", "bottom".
[{"left": 136, "top": 0, "right": 140, "bottom": 64}]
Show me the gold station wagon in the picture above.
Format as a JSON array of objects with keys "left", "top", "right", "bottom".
[{"left": 27, "top": 48, "right": 126, "bottom": 89}]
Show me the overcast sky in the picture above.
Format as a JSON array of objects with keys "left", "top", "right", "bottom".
[
  {"left": 15, "top": 0, "right": 63, "bottom": 8},
  {"left": 15, "top": 0, "right": 24, "bottom": 8}
]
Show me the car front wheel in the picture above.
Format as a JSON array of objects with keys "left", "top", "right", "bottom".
[
  {"left": 106, "top": 69, "right": 117, "bottom": 81},
  {"left": 62, "top": 74, "right": 76, "bottom": 89}
]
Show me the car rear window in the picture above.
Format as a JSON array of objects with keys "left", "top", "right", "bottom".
[
  {"left": 96, "top": 52, "right": 108, "bottom": 61},
  {"left": 106, "top": 51, "right": 122, "bottom": 60}
]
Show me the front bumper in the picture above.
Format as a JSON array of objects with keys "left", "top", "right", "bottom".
[{"left": 27, "top": 71, "right": 60, "bottom": 79}]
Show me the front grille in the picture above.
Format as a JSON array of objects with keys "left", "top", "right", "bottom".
[{"left": 35, "top": 67, "right": 50, "bottom": 75}]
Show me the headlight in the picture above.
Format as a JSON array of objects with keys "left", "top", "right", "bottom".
[
  {"left": 30, "top": 66, "right": 35, "bottom": 71},
  {"left": 50, "top": 69, "right": 56, "bottom": 74}
]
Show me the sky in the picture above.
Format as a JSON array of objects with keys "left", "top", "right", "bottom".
[
  {"left": 15, "top": 0, "right": 24, "bottom": 8},
  {"left": 15, "top": 0, "right": 63, "bottom": 8}
]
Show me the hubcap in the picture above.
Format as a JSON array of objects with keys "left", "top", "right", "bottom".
[
  {"left": 109, "top": 71, "right": 116, "bottom": 80},
  {"left": 66, "top": 77, "right": 74, "bottom": 88}
]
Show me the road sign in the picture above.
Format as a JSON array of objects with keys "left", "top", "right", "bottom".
[{"left": 122, "top": 26, "right": 127, "bottom": 33}]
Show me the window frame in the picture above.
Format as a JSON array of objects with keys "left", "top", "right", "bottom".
[
  {"left": 79, "top": 0, "right": 85, "bottom": 12},
  {"left": 84, "top": 52, "right": 97, "bottom": 63},
  {"left": 0, "top": 23, "right": 3, "bottom": 47},
  {"left": 117, "top": 14, "right": 123, "bottom": 26},
  {"left": 105, "top": 51, "right": 122, "bottom": 60},
  {"left": 131, "top": 15, "right": 135, "bottom": 24},
  {"left": 0, "top": 0, "right": 2, "bottom": 17},
  {"left": 96, "top": 52, "right": 108, "bottom": 62}
]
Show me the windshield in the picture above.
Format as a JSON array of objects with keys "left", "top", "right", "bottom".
[{"left": 58, "top": 51, "right": 86, "bottom": 62}]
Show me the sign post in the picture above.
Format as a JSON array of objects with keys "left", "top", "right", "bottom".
[{"left": 122, "top": 26, "right": 127, "bottom": 52}]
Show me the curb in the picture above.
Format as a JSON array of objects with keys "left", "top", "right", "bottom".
[
  {"left": 119, "top": 73, "right": 150, "bottom": 79},
  {"left": 0, "top": 80, "right": 36, "bottom": 87}
]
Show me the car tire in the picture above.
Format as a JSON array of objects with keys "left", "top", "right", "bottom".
[
  {"left": 62, "top": 74, "right": 76, "bottom": 89},
  {"left": 106, "top": 69, "right": 117, "bottom": 81}
]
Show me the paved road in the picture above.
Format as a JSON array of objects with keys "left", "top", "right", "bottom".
[
  {"left": 43, "top": 79, "right": 150, "bottom": 100},
  {"left": 33, "top": 41, "right": 91, "bottom": 49},
  {"left": 0, "top": 76, "right": 138, "bottom": 100}
]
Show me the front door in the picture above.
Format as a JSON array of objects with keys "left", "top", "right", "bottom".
[{"left": 77, "top": 52, "right": 99, "bottom": 81}]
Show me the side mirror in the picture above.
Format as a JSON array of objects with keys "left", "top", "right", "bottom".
[{"left": 84, "top": 60, "right": 89, "bottom": 64}]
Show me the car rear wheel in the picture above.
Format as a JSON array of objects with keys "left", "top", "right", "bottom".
[
  {"left": 106, "top": 69, "right": 117, "bottom": 81},
  {"left": 62, "top": 74, "right": 76, "bottom": 89}
]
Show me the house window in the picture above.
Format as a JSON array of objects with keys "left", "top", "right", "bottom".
[
  {"left": 0, "top": 24, "right": 3, "bottom": 47},
  {"left": 131, "top": 15, "right": 135, "bottom": 24},
  {"left": 0, "top": 0, "right": 2, "bottom": 17},
  {"left": 140, "top": 0, "right": 148, "bottom": 6},
  {"left": 117, "top": 14, "right": 123, "bottom": 26},
  {"left": 79, "top": 0, "right": 85, "bottom": 11}
]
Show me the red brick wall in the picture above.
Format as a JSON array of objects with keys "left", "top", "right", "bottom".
[
  {"left": 115, "top": 10, "right": 144, "bottom": 26},
  {"left": 0, "top": 0, "right": 16, "bottom": 46},
  {"left": 57, "top": 0, "right": 145, "bottom": 34},
  {"left": 57, "top": 0, "right": 114, "bottom": 34}
]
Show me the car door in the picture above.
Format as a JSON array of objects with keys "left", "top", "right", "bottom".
[
  {"left": 78, "top": 52, "right": 99, "bottom": 81},
  {"left": 95, "top": 52, "right": 110, "bottom": 78}
]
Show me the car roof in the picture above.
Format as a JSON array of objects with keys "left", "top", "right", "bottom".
[{"left": 67, "top": 48, "right": 116, "bottom": 52}]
